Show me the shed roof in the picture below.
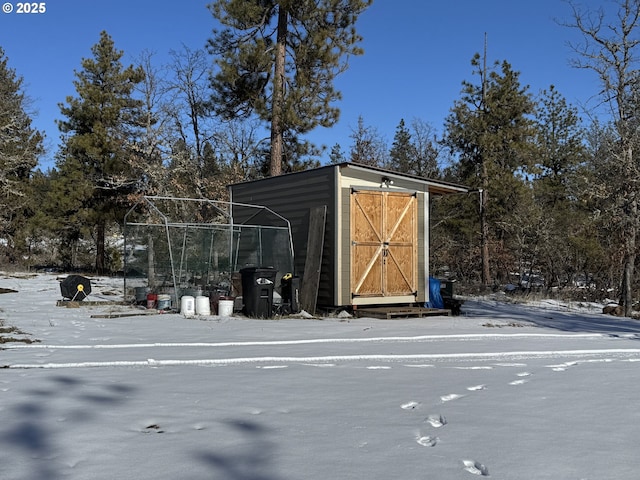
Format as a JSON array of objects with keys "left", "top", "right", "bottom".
[
  {"left": 229, "top": 162, "right": 470, "bottom": 195},
  {"left": 338, "top": 162, "right": 469, "bottom": 195}
]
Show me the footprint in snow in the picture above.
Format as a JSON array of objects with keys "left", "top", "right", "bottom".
[
  {"left": 425, "top": 414, "right": 447, "bottom": 428},
  {"left": 547, "top": 361, "right": 578, "bottom": 371},
  {"left": 415, "top": 433, "right": 439, "bottom": 447},
  {"left": 463, "top": 459, "right": 490, "bottom": 476},
  {"left": 509, "top": 379, "right": 528, "bottom": 386},
  {"left": 142, "top": 424, "right": 164, "bottom": 434},
  {"left": 509, "top": 372, "right": 531, "bottom": 385},
  {"left": 440, "top": 393, "right": 464, "bottom": 403},
  {"left": 467, "top": 384, "right": 486, "bottom": 391}
]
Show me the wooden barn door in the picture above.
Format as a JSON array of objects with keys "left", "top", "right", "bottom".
[{"left": 350, "top": 190, "right": 417, "bottom": 299}]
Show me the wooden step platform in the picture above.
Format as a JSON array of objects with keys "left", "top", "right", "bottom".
[
  {"left": 56, "top": 300, "right": 129, "bottom": 308},
  {"left": 354, "top": 306, "right": 451, "bottom": 319}
]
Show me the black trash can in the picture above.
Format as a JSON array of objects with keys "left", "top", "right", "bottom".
[{"left": 240, "top": 267, "right": 278, "bottom": 318}]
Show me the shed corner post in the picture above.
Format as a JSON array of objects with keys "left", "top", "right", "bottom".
[
  {"left": 423, "top": 190, "right": 430, "bottom": 305},
  {"left": 333, "top": 165, "right": 342, "bottom": 307}
]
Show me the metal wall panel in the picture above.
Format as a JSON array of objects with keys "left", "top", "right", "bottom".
[{"left": 229, "top": 166, "right": 337, "bottom": 306}]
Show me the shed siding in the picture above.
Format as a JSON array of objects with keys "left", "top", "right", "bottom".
[{"left": 229, "top": 167, "right": 337, "bottom": 305}]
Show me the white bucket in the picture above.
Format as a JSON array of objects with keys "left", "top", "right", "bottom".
[
  {"left": 195, "top": 295, "right": 211, "bottom": 315},
  {"left": 218, "top": 299, "right": 234, "bottom": 317},
  {"left": 180, "top": 295, "right": 195, "bottom": 316},
  {"left": 157, "top": 294, "right": 171, "bottom": 310}
]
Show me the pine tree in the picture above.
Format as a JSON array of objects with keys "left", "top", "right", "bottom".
[
  {"left": 443, "top": 55, "right": 535, "bottom": 286},
  {"left": 388, "top": 118, "right": 442, "bottom": 177},
  {"left": 46, "top": 154, "right": 94, "bottom": 270},
  {"left": 207, "top": 0, "right": 372, "bottom": 176},
  {"left": 329, "top": 143, "right": 346, "bottom": 164},
  {"left": 56, "top": 31, "right": 145, "bottom": 273},
  {"left": 0, "top": 48, "right": 44, "bottom": 259},
  {"left": 531, "top": 85, "right": 589, "bottom": 289},
  {"left": 532, "top": 85, "right": 585, "bottom": 208},
  {"left": 388, "top": 119, "right": 414, "bottom": 173},
  {"left": 349, "top": 116, "right": 387, "bottom": 166}
]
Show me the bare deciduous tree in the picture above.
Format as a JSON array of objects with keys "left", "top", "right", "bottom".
[{"left": 565, "top": 0, "right": 640, "bottom": 315}]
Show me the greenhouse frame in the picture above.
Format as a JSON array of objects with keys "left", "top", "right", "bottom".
[{"left": 123, "top": 196, "right": 294, "bottom": 308}]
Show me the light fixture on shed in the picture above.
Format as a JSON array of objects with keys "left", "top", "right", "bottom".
[{"left": 380, "top": 176, "right": 393, "bottom": 188}]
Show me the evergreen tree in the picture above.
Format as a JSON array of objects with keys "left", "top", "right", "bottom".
[
  {"left": 443, "top": 55, "right": 535, "bottom": 286},
  {"left": 56, "top": 31, "right": 145, "bottom": 273},
  {"left": 388, "top": 118, "right": 442, "bottom": 177},
  {"left": 46, "top": 154, "right": 94, "bottom": 270},
  {"left": 0, "top": 48, "right": 44, "bottom": 260},
  {"left": 349, "top": 116, "right": 387, "bottom": 166},
  {"left": 207, "top": 0, "right": 372, "bottom": 176},
  {"left": 532, "top": 85, "right": 586, "bottom": 208},
  {"left": 531, "top": 86, "right": 590, "bottom": 289},
  {"left": 21, "top": 169, "right": 56, "bottom": 267},
  {"left": 279, "top": 133, "right": 322, "bottom": 173},
  {"left": 329, "top": 143, "right": 346, "bottom": 164},
  {"left": 388, "top": 119, "right": 414, "bottom": 173}
]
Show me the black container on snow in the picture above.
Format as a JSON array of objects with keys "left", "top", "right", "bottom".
[{"left": 240, "top": 267, "right": 277, "bottom": 318}]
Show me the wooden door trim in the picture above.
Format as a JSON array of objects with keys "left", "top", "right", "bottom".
[{"left": 350, "top": 189, "right": 418, "bottom": 299}]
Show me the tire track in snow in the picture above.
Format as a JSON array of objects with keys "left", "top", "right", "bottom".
[
  {"left": 0, "top": 332, "right": 607, "bottom": 350},
  {"left": 5, "top": 348, "right": 640, "bottom": 369}
]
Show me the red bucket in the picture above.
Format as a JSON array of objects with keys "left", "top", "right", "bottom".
[{"left": 146, "top": 293, "right": 158, "bottom": 309}]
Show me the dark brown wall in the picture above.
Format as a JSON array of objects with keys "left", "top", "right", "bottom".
[{"left": 229, "top": 165, "right": 337, "bottom": 306}]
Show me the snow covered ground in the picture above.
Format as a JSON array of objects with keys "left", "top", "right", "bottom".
[{"left": 2, "top": 272, "right": 640, "bottom": 479}]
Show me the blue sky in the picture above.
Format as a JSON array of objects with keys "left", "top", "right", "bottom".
[{"left": 0, "top": 1, "right": 611, "bottom": 170}]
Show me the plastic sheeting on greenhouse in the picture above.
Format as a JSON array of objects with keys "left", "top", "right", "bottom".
[{"left": 123, "top": 196, "right": 294, "bottom": 307}]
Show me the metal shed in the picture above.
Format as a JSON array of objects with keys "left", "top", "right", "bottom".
[{"left": 229, "top": 162, "right": 468, "bottom": 311}]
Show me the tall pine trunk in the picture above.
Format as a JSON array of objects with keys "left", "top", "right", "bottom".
[
  {"left": 621, "top": 196, "right": 637, "bottom": 317},
  {"left": 270, "top": 6, "right": 287, "bottom": 177},
  {"left": 96, "top": 220, "right": 105, "bottom": 274},
  {"left": 480, "top": 165, "right": 490, "bottom": 288}
]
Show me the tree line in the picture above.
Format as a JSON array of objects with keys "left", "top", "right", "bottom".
[{"left": 1, "top": 0, "right": 640, "bottom": 313}]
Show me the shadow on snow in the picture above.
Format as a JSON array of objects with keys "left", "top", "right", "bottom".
[
  {"left": 194, "top": 418, "right": 284, "bottom": 480},
  {"left": 0, "top": 374, "right": 135, "bottom": 480},
  {"left": 463, "top": 299, "right": 640, "bottom": 336}
]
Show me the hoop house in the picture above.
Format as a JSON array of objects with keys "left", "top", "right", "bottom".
[{"left": 123, "top": 196, "right": 293, "bottom": 307}]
